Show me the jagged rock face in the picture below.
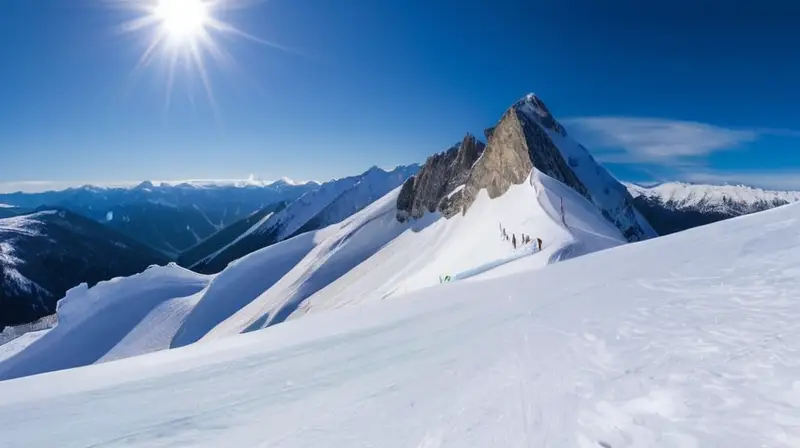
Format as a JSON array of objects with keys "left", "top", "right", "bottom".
[
  {"left": 461, "top": 107, "right": 589, "bottom": 212},
  {"left": 396, "top": 134, "right": 485, "bottom": 220}
]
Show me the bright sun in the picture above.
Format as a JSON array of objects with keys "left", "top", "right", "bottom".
[
  {"left": 154, "top": 0, "right": 209, "bottom": 43},
  {"left": 116, "top": 0, "right": 291, "bottom": 107}
]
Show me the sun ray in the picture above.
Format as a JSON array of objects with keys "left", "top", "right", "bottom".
[
  {"left": 112, "top": 0, "right": 289, "bottom": 111},
  {"left": 136, "top": 30, "right": 168, "bottom": 69}
]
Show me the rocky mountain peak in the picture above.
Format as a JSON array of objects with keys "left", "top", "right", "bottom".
[
  {"left": 395, "top": 93, "right": 656, "bottom": 242},
  {"left": 513, "top": 93, "right": 567, "bottom": 137},
  {"left": 460, "top": 100, "right": 589, "bottom": 214}
]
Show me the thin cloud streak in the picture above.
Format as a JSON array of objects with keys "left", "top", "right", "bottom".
[{"left": 563, "top": 116, "right": 758, "bottom": 164}]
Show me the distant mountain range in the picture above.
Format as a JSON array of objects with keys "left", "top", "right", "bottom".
[
  {"left": 188, "top": 165, "right": 419, "bottom": 274},
  {"left": 627, "top": 182, "right": 800, "bottom": 235},
  {"left": 0, "top": 209, "right": 168, "bottom": 328},
  {"left": 0, "top": 180, "right": 318, "bottom": 257}
]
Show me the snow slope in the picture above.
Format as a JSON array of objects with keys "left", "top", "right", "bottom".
[
  {"left": 171, "top": 227, "right": 338, "bottom": 348},
  {"left": 0, "top": 264, "right": 209, "bottom": 380},
  {"left": 2, "top": 199, "right": 800, "bottom": 447}
]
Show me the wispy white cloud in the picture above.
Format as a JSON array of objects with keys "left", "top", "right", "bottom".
[{"left": 563, "top": 117, "right": 759, "bottom": 164}]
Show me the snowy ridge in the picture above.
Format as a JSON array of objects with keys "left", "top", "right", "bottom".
[
  {"left": 2, "top": 196, "right": 800, "bottom": 446},
  {"left": 627, "top": 181, "right": 800, "bottom": 213}
]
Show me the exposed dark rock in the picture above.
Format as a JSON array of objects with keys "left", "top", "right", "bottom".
[
  {"left": 395, "top": 134, "right": 486, "bottom": 220},
  {"left": 395, "top": 177, "right": 416, "bottom": 222},
  {"left": 462, "top": 105, "right": 589, "bottom": 214}
]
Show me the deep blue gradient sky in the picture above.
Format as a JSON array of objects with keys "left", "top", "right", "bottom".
[{"left": 1, "top": 0, "right": 800, "bottom": 191}]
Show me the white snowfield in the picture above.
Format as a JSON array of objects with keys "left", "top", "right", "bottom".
[
  {"left": 1, "top": 196, "right": 800, "bottom": 446},
  {"left": 0, "top": 168, "right": 617, "bottom": 380}
]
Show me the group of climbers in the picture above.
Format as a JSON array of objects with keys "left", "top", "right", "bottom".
[{"left": 500, "top": 224, "right": 542, "bottom": 251}]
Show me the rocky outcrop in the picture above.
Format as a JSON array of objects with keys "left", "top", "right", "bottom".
[{"left": 396, "top": 134, "right": 485, "bottom": 220}]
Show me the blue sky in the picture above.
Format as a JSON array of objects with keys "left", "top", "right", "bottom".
[{"left": 1, "top": 0, "right": 799, "bottom": 192}]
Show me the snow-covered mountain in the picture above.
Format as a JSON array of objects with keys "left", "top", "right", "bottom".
[
  {"left": 0, "top": 205, "right": 27, "bottom": 220},
  {"left": 627, "top": 182, "right": 800, "bottom": 235},
  {"left": 398, "top": 94, "right": 656, "bottom": 242},
  {"left": 0, "top": 209, "right": 168, "bottom": 328},
  {"left": 2, "top": 180, "right": 799, "bottom": 446},
  {"left": 190, "top": 165, "right": 419, "bottom": 274},
  {"left": 0, "top": 180, "right": 318, "bottom": 257}
]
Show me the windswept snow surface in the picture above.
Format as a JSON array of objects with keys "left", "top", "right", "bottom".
[
  {"left": 0, "top": 264, "right": 209, "bottom": 380},
  {"left": 171, "top": 228, "right": 336, "bottom": 348},
  {"left": 2, "top": 201, "right": 800, "bottom": 446}
]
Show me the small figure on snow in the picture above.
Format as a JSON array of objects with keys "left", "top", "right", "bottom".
[
  {"left": 537, "top": 237, "right": 542, "bottom": 251},
  {"left": 512, "top": 234, "right": 517, "bottom": 249}
]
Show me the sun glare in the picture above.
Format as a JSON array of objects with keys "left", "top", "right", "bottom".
[
  {"left": 154, "top": 0, "right": 209, "bottom": 43},
  {"left": 115, "top": 0, "right": 291, "bottom": 108}
]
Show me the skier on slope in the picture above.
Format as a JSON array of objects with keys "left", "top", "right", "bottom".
[
  {"left": 537, "top": 237, "right": 542, "bottom": 251},
  {"left": 512, "top": 234, "right": 517, "bottom": 249}
]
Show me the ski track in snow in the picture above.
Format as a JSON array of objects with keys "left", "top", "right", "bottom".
[{"left": 1, "top": 199, "right": 800, "bottom": 446}]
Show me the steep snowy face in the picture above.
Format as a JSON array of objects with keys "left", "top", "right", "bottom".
[
  {"left": 398, "top": 94, "right": 655, "bottom": 242},
  {"left": 396, "top": 134, "right": 485, "bottom": 220}
]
